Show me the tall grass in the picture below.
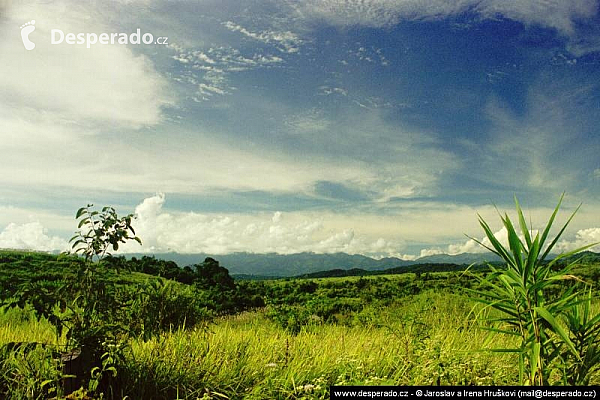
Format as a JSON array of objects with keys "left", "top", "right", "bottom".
[
  {"left": 0, "top": 305, "right": 63, "bottom": 346},
  {"left": 3, "top": 256, "right": 600, "bottom": 397},
  {"left": 0, "top": 306, "right": 66, "bottom": 399},
  {"left": 120, "top": 292, "right": 517, "bottom": 399}
]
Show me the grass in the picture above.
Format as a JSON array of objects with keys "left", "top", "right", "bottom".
[
  {"left": 2, "top": 252, "right": 600, "bottom": 397},
  {"left": 112, "top": 291, "right": 518, "bottom": 398},
  {"left": 2, "top": 286, "right": 600, "bottom": 398},
  {"left": 0, "top": 290, "right": 520, "bottom": 399},
  {"left": 0, "top": 306, "right": 64, "bottom": 347}
]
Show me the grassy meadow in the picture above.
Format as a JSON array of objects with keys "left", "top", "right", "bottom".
[
  {"left": 1, "top": 245, "right": 600, "bottom": 398},
  {"left": 1, "top": 286, "right": 517, "bottom": 399}
]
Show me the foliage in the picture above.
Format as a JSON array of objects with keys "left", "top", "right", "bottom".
[
  {"left": 560, "top": 289, "right": 600, "bottom": 385},
  {"left": 70, "top": 204, "right": 141, "bottom": 262},
  {"left": 123, "top": 279, "right": 212, "bottom": 341},
  {"left": 470, "top": 194, "right": 600, "bottom": 385}
]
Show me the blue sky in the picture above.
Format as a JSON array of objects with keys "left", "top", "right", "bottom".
[{"left": 1, "top": 0, "right": 600, "bottom": 258}]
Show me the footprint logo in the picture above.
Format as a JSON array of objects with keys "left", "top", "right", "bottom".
[{"left": 20, "top": 20, "right": 36, "bottom": 50}]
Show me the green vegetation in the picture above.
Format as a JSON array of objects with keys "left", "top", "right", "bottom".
[
  {"left": 470, "top": 195, "right": 600, "bottom": 385},
  {"left": 1, "top": 197, "right": 600, "bottom": 398}
]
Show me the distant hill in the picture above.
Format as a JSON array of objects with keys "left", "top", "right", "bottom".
[
  {"left": 122, "top": 250, "right": 600, "bottom": 278},
  {"left": 293, "top": 251, "right": 600, "bottom": 279},
  {"left": 416, "top": 253, "right": 502, "bottom": 264},
  {"left": 122, "top": 251, "right": 509, "bottom": 277},
  {"left": 124, "top": 252, "right": 413, "bottom": 277}
]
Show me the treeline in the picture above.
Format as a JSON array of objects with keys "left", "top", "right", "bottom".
[
  {"left": 294, "top": 263, "right": 493, "bottom": 279},
  {"left": 0, "top": 250, "right": 264, "bottom": 322}
]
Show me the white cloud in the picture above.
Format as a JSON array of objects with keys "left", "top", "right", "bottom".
[
  {"left": 285, "top": 108, "right": 331, "bottom": 133},
  {"left": 123, "top": 195, "right": 599, "bottom": 259},
  {"left": 0, "top": 222, "right": 68, "bottom": 252},
  {"left": 222, "top": 21, "right": 303, "bottom": 53},
  {"left": 417, "top": 227, "right": 508, "bottom": 258},
  {"left": 118, "top": 194, "right": 410, "bottom": 256},
  {"left": 555, "top": 228, "right": 600, "bottom": 253},
  {"left": 466, "top": 76, "right": 600, "bottom": 193},
  {"left": 294, "top": 0, "right": 597, "bottom": 35},
  {"left": 0, "top": 1, "right": 173, "bottom": 128},
  {"left": 0, "top": 1, "right": 177, "bottom": 194},
  {"left": 3, "top": 196, "right": 597, "bottom": 259},
  {"left": 169, "top": 42, "right": 287, "bottom": 101},
  {"left": 272, "top": 211, "right": 282, "bottom": 223},
  {"left": 420, "top": 220, "right": 600, "bottom": 258},
  {"left": 450, "top": 227, "right": 509, "bottom": 255},
  {"left": 419, "top": 248, "right": 444, "bottom": 257}
]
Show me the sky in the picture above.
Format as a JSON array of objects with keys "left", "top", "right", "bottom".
[{"left": 1, "top": 0, "right": 600, "bottom": 259}]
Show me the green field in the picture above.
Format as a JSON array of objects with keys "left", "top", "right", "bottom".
[{"left": 1, "top": 249, "right": 600, "bottom": 399}]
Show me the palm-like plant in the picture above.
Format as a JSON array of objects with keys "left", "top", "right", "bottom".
[
  {"left": 561, "top": 289, "right": 600, "bottom": 385},
  {"left": 471, "top": 193, "right": 599, "bottom": 385}
]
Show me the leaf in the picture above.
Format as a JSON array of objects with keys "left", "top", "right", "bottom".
[
  {"left": 535, "top": 306, "right": 579, "bottom": 359},
  {"left": 540, "top": 195, "right": 581, "bottom": 261},
  {"left": 488, "top": 348, "right": 523, "bottom": 353},
  {"left": 75, "top": 207, "right": 87, "bottom": 219},
  {"left": 480, "top": 326, "right": 522, "bottom": 336},
  {"left": 515, "top": 195, "right": 533, "bottom": 249},
  {"left": 40, "top": 379, "right": 54, "bottom": 388},
  {"left": 503, "top": 213, "right": 525, "bottom": 271},
  {"left": 524, "top": 234, "right": 541, "bottom": 282},
  {"left": 530, "top": 342, "right": 541, "bottom": 384},
  {"left": 477, "top": 214, "right": 514, "bottom": 265}
]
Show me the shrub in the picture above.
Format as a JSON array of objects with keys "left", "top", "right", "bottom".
[{"left": 471, "top": 194, "right": 600, "bottom": 385}]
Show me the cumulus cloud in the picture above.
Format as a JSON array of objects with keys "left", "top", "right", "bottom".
[
  {"left": 419, "top": 224, "right": 600, "bottom": 259},
  {"left": 0, "top": 222, "right": 68, "bottom": 252},
  {"left": 555, "top": 228, "right": 600, "bottom": 253},
  {"left": 439, "top": 227, "right": 509, "bottom": 256},
  {"left": 119, "top": 194, "right": 407, "bottom": 257},
  {"left": 294, "top": 0, "right": 597, "bottom": 35},
  {"left": 418, "top": 226, "right": 534, "bottom": 257}
]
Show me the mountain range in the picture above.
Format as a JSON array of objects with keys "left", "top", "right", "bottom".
[{"left": 124, "top": 251, "right": 507, "bottom": 277}]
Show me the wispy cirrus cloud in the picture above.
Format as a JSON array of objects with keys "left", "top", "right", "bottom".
[
  {"left": 456, "top": 74, "right": 600, "bottom": 198},
  {"left": 168, "top": 41, "right": 287, "bottom": 101},
  {"left": 221, "top": 20, "right": 303, "bottom": 53},
  {"left": 293, "top": 0, "right": 597, "bottom": 36}
]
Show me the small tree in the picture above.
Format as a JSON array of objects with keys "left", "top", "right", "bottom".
[{"left": 59, "top": 204, "right": 142, "bottom": 395}]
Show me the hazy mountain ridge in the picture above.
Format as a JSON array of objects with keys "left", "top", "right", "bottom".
[{"left": 123, "top": 251, "right": 509, "bottom": 277}]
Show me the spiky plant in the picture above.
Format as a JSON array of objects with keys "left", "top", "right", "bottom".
[{"left": 471, "top": 193, "right": 598, "bottom": 385}]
